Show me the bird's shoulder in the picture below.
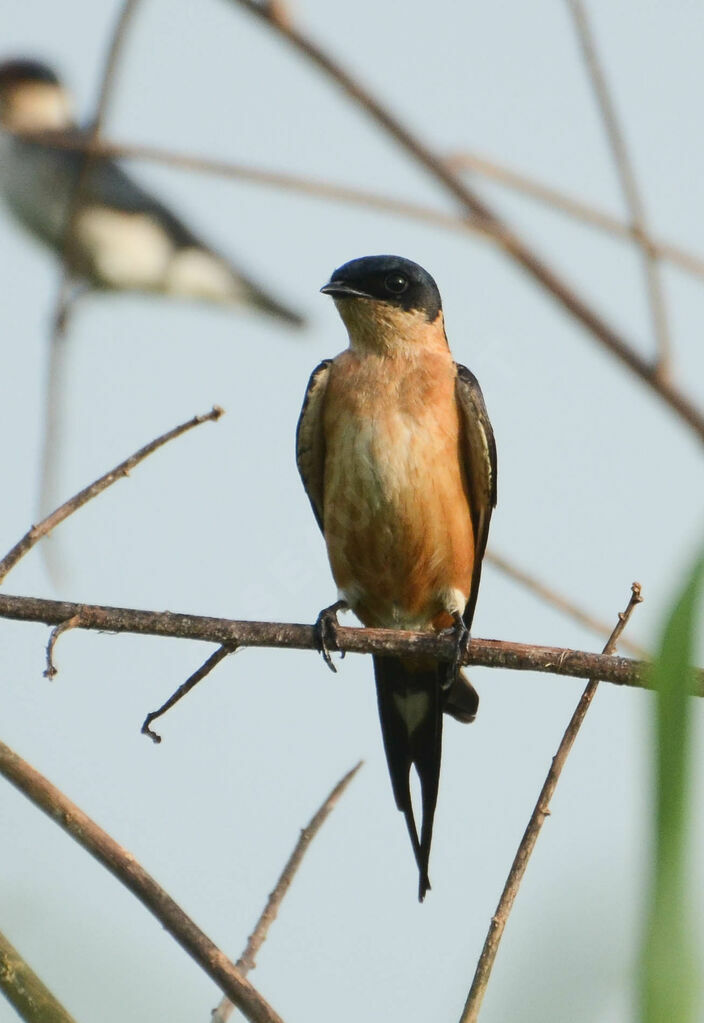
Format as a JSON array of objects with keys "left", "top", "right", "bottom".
[{"left": 454, "top": 362, "right": 497, "bottom": 509}]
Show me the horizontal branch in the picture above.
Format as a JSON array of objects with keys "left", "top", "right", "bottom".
[
  {"left": 0, "top": 592, "right": 697, "bottom": 694},
  {"left": 17, "top": 131, "right": 704, "bottom": 285}
]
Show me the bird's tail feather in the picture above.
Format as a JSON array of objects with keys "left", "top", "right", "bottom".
[
  {"left": 245, "top": 281, "right": 305, "bottom": 328},
  {"left": 373, "top": 655, "right": 444, "bottom": 902},
  {"left": 444, "top": 669, "right": 479, "bottom": 723}
]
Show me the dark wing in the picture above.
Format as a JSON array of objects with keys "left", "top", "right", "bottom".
[
  {"left": 38, "top": 132, "right": 304, "bottom": 324},
  {"left": 455, "top": 363, "right": 497, "bottom": 630},
  {"left": 295, "top": 360, "right": 332, "bottom": 532},
  {"left": 39, "top": 131, "right": 204, "bottom": 248}
]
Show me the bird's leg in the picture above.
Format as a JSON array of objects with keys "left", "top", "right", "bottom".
[
  {"left": 314, "top": 599, "right": 349, "bottom": 673},
  {"left": 450, "top": 611, "right": 470, "bottom": 679}
]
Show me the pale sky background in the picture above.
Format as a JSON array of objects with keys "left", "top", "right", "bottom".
[{"left": 1, "top": 2, "right": 703, "bottom": 1022}]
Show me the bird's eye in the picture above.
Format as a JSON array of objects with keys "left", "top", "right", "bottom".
[{"left": 385, "top": 273, "right": 409, "bottom": 295}]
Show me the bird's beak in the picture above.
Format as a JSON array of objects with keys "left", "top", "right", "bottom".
[{"left": 320, "top": 280, "right": 371, "bottom": 299}]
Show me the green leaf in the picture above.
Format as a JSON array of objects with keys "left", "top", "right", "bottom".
[{"left": 641, "top": 548, "right": 704, "bottom": 1023}]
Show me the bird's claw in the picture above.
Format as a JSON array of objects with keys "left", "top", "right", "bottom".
[
  {"left": 314, "top": 600, "right": 348, "bottom": 673},
  {"left": 451, "top": 613, "right": 470, "bottom": 678}
]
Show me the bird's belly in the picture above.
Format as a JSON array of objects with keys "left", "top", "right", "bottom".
[{"left": 323, "top": 409, "right": 474, "bottom": 630}]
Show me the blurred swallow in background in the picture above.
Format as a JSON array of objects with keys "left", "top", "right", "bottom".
[
  {"left": 297, "top": 255, "right": 496, "bottom": 900},
  {"left": 0, "top": 58, "right": 304, "bottom": 325}
]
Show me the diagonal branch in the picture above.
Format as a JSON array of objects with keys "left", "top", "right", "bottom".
[
  {"left": 485, "top": 549, "right": 647, "bottom": 659},
  {"left": 460, "top": 582, "right": 643, "bottom": 1022},
  {"left": 0, "top": 406, "right": 223, "bottom": 584},
  {"left": 0, "top": 591, "right": 697, "bottom": 693},
  {"left": 58, "top": 0, "right": 142, "bottom": 278},
  {"left": 142, "top": 643, "right": 233, "bottom": 743},
  {"left": 212, "top": 761, "right": 363, "bottom": 1022},
  {"left": 566, "top": 0, "right": 671, "bottom": 377},
  {"left": 41, "top": 0, "right": 143, "bottom": 532},
  {"left": 446, "top": 148, "right": 704, "bottom": 282},
  {"left": 227, "top": 0, "right": 704, "bottom": 445},
  {"left": 18, "top": 131, "right": 704, "bottom": 284},
  {"left": 0, "top": 927, "right": 79, "bottom": 1023},
  {"left": 0, "top": 739, "right": 284, "bottom": 1023}
]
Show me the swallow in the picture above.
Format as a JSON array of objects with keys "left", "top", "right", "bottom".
[
  {"left": 0, "top": 58, "right": 303, "bottom": 325},
  {"left": 296, "top": 255, "right": 496, "bottom": 900}
]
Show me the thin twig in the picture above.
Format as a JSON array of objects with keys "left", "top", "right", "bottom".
[
  {"left": 17, "top": 131, "right": 704, "bottom": 285},
  {"left": 229, "top": 0, "right": 704, "bottom": 445},
  {"left": 0, "top": 927, "right": 79, "bottom": 1023},
  {"left": 446, "top": 149, "right": 704, "bottom": 282},
  {"left": 0, "top": 739, "right": 284, "bottom": 1023},
  {"left": 6, "top": 340, "right": 636, "bottom": 674},
  {"left": 566, "top": 0, "right": 671, "bottom": 377},
  {"left": 212, "top": 761, "right": 363, "bottom": 1023},
  {"left": 460, "top": 582, "right": 643, "bottom": 1022},
  {"left": 142, "top": 644, "right": 234, "bottom": 743},
  {"left": 41, "top": 0, "right": 143, "bottom": 529},
  {"left": 0, "top": 591, "right": 693, "bottom": 693},
  {"left": 58, "top": 0, "right": 142, "bottom": 279},
  {"left": 44, "top": 613, "right": 84, "bottom": 679},
  {"left": 0, "top": 407, "right": 224, "bottom": 584},
  {"left": 485, "top": 549, "right": 647, "bottom": 659}
]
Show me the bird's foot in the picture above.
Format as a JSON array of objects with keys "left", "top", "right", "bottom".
[
  {"left": 314, "top": 600, "right": 348, "bottom": 673},
  {"left": 450, "top": 612, "right": 470, "bottom": 678}
]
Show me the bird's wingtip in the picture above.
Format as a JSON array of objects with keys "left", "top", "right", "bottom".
[{"left": 418, "top": 874, "right": 431, "bottom": 902}]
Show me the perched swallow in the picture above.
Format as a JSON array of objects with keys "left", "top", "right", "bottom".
[
  {"left": 0, "top": 58, "right": 303, "bottom": 325},
  {"left": 297, "top": 255, "right": 496, "bottom": 900}
]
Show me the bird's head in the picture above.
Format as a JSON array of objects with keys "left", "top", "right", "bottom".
[
  {"left": 0, "top": 58, "right": 73, "bottom": 131},
  {"left": 321, "top": 255, "right": 445, "bottom": 354}
]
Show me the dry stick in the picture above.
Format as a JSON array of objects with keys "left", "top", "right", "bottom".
[
  {"left": 0, "top": 407, "right": 223, "bottom": 584},
  {"left": 142, "top": 643, "right": 233, "bottom": 743},
  {"left": 0, "top": 591, "right": 696, "bottom": 694},
  {"left": 566, "top": 0, "right": 671, "bottom": 377},
  {"left": 212, "top": 761, "right": 363, "bottom": 1023},
  {"left": 230, "top": 0, "right": 704, "bottom": 445},
  {"left": 40, "top": 0, "right": 143, "bottom": 528},
  {"left": 485, "top": 549, "right": 647, "bottom": 659},
  {"left": 18, "top": 131, "right": 704, "bottom": 285},
  {"left": 44, "top": 613, "right": 84, "bottom": 680},
  {"left": 460, "top": 582, "right": 643, "bottom": 1023},
  {"left": 0, "top": 927, "right": 79, "bottom": 1023},
  {"left": 143, "top": 551, "right": 648, "bottom": 739},
  {"left": 0, "top": 739, "right": 284, "bottom": 1023},
  {"left": 58, "top": 0, "right": 142, "bottom": 284},
  {"left": 1, "top": 306, "right": 641, "bottom": 694},
  {"left": 447, "top": 148, "right": 704, "bottom": 282}
]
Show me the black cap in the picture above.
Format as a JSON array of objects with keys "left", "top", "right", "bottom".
[{"left": 321, "top": 255, "right": 442, "bottom": 322}]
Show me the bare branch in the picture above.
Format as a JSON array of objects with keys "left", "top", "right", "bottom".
[
  {"left": 0, "top": 591, "right": 694, "bottom": 693},
  {"left": 44, "top": 613, "right": 84, "bottom": 680},
  {"left": 58, "top": 0, "right": 142, "bottom": 276},
  {"left": 566, "top": 0, "right": 671, "bottom": 376},
  {"left": 0, "top": 739, "right": 284, "bottom": 1023},
  {"left": 460, "top": 582, "right": 643, "bottom": 1022},
  {"left": 0, "top": 407, "right": 223, "bottom": 584},
  {"left": 446, "top": 149, "right": 704, "bottom": 283},
  {"left": 0, "top": 927, "right": 79, "bottom": 1023},
  {"left": 486, "top": 549, "right": 647, "bottom": 659},
  {"left": 142, "top": 644, "right": 234, "bottom": 743},
  {"left": 212, "top": 762, "right": 363, "bottom": 1023},
  {"left": 41, "top": 0, "right": 143, "bottom": 527},
  {"left": 227, "top": 0, "right": 704, "bottom": 444},
  {"left": 17, "top": 130, "right": 704, "bottom": 285}
]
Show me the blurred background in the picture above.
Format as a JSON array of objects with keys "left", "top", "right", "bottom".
[{"left": 0, "top": 2, "right": 703, "bottom": 1021}]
